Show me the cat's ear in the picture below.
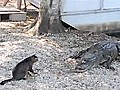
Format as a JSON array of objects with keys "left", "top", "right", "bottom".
[
  {"left": 32, "top": 54, "right": 35, "bottom": 57},
  {"left": 32, "top": 54, "right": 37, "bottom": 58}
]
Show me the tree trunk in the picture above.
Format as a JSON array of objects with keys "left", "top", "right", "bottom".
[{"left": 26, "top": 0, "right": 64, "bottom": 36}]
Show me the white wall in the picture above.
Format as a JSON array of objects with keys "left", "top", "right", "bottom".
[{"left": 61, "top": 0, "right": 120, "bottom": 29}]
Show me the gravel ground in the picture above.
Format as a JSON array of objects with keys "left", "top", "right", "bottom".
[{"left": 0, "top": 27, "right": 120, "bottom": 90}]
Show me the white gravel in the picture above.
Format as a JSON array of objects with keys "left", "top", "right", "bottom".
[{"left": 0, "top": 28, "right": 120, "bottom": 90}]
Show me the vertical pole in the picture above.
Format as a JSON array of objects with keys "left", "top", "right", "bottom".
[
  {"left": 100, "top": 0, "right": 104, "bottom": 10},
  {"left": 17, "top": 0, "right": 22, "bottom": 10},
  {"left": 23, "top": 0, "right": 27, "bottom": 11},
  {"left": 3, "top": 0, "right": 9, "bottom": 6}
]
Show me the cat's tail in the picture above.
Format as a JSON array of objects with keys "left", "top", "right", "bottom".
[{"left": 0, "top": 78, "right": 14, "bottom": 85}]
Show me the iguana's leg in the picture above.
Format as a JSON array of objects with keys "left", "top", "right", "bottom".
[{"left": 104, "top": 56, "right": 115, "bottom": 70}]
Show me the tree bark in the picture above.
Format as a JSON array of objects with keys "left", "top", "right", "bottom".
[{"left": 26, "top": 0, "right": 64, "bottom": 36}]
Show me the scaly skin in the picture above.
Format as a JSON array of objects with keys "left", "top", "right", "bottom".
[{"left": 73, "top": 40, "right": 120, "bottom": 73}]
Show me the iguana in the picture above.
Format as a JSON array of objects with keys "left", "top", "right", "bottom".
[{"left": 69, "top": 41, "right": 120, "bottom": 73}]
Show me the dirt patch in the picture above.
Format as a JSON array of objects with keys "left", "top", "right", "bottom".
[{"left": 0, "top": 27, "right": 120, "bottom": 90}]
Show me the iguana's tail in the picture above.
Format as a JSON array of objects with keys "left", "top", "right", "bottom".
[{"left": 0, "top": 78, "right": 14, "bottom": 85}]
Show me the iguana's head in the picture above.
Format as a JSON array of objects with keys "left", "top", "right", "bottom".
[
  {"left": 75, "top": 52, "right": 98, "bottom": 72},
  {"left": 81, "top": 52, "right": 97, "bottom": 62}
]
